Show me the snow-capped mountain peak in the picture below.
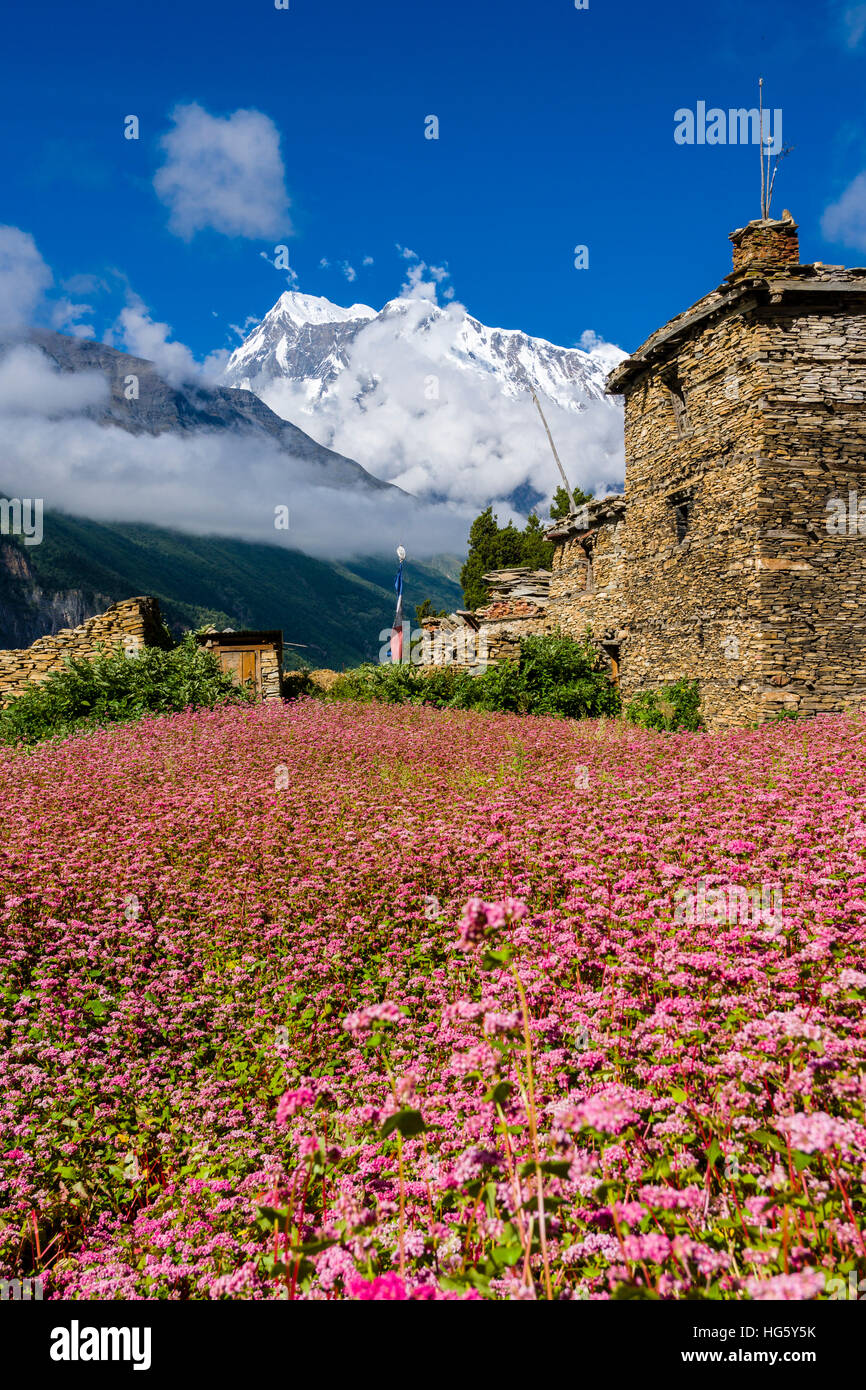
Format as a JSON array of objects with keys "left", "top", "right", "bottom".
[
  {"left": 223, "top": 290, "right": 627, "bottom": 512},
  {"left": 274, "top": 290, "right": 377, "bottom": 328}
]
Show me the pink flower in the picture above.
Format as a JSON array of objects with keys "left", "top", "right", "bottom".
[
  {"left": 342, "top": 1002, "right": 404, "bottom": 1036},
  {"left": 276, "top": 1087, "right": 315, "bottom": 1124},
  {"left": 483, "top": 1011, "right": 521, "bottom": 1036},
  {"left": 565, "top": 1086, "right": 641, "bottom": 1135},
  {"left": 745, "top": 1271, "right": 825, "bottom": 1300},
  {"left": 457, "top": 899, "right": 490, "bottom": 950},
  {"left": 622, "top": 1233, "right": 672, "bottom": 1263},
  {"left": 395, "top": 1072, "right": 419, "bottom": 1103},
  {"left": 347, "top": 1272, "right": 409, "bottom": 1300},
  {"left": 457, "top": 897, "right": 527, "bottom": 950},
  {"left": 776, "top": 1112, "right": 854, "bottom": 1154}
]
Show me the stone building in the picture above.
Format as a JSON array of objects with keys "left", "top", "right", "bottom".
[
  {"left": 0, "top": 597, "right": 286, "bottom": 705},
  {"left": 544, "top": 212, "right": 866, "bottom": 730},
  {"left": 194, "top": 629, "right": 283, "bottom": 701},
  {"left": 419, "top": 569, "right": 550, "bottom": 668}
]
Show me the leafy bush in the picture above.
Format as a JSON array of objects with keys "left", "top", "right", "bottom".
[
  {"left": 329, "top": 631, "right": 619, "bottom": 720},
  {"left": 624, "top": 678, "right": 703, "bottom": 732},
  {"left": 330, "top": 663, "right": 433, "bottom": 706},
  {"left": 0, "top": 635, "right": 254, "bottom": 747}
]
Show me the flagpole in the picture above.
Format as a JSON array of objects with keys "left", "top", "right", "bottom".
[{"left": 391, "top": 544, "right": 406, "bottom": 665}]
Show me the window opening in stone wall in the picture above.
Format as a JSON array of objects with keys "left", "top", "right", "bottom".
[
  {"left": 601, "top": 642, "right": 620, "bottom": 687},
  {"left": 661, "top": 369, "right": 691, "bottom": 437},
  {"left": 668, "top": 489, "right": 694, "bottom": 543}
]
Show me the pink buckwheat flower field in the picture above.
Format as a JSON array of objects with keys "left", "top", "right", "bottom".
[{"left": 1, "top": 699, "right": 864, "bottom": 1301}]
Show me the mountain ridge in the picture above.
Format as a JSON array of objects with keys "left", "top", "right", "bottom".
[
  {"left": 223, "top": 289, "right": 627, "bottom": 510},
  {"left": 0, "top": 513, "right": 462, "bottom": 669}
]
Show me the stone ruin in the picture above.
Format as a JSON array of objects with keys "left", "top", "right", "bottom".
[
  {"left": 0, "top": 598, "right": 285, "bottom": 705},
  {"left": 0, "top": 597, "right": 170, "bottom": 706},
  {"left": 423, "top": 211, "right": 866, "bottom": 731}
]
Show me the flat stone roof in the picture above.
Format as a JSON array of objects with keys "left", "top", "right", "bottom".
[{"left": 606, "top": 263, "right": 866, "bottom": 395}]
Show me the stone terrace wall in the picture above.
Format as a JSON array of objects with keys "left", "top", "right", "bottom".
[{"left": 0, "top": 596, "right": 169, "bottom": 704}]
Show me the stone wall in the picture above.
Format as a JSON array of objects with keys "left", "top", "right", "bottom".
[
  {"left": 0, "top": 596, "right": 169, "bottom": 704},
  {"left": 259, "top": 648, "right": 282, "bottom": 701},
  {"left": 730, "top": 214, "right": 799, "bottom": 276},
  {"left": 754, "top": 286, "right": 866, "bottom": 718},
  {"left": 553, "top": 222, "right": 866, "bottom": 731},
  {"left": 418, "top": 569, "right": 550, "bottom": 669}
]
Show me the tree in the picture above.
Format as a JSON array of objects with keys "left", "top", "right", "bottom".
[
  {"left": 550, "top": 483, "right": 592, "bottom": 521},
  {"left": 459, "top": 488, "right": 595, "bottom": 611},
  {"left": 460, "top": 506, "right": 506, "bottom": 611},
  {"left": 414, "top": 598, "right": 448, "bottom": 624}
]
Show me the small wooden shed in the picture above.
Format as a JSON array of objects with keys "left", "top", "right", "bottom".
[{"left": 195, "top": 629, "right": 283, "bottom": 701}]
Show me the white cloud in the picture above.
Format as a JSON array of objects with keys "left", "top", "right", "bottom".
[
  {"left": 362, "top": 256, "right": 374, "bottom": 267},
  {"left": 50, "top": 298, "right": 96, "bottom": 339},
  {"left": 0, "top": 226, "right": 53, "bottom": 332},
  {"left": 0, "top": 344, "right": 109, "bottom": 416},
  {"left": 61, "top": 273, "right": 110, "bottom": 296},
  {"left": 341, "top": 262, "right": 357, "bottom": 282},
  {"left": 394, "top": 248, "right": 453, "bottom": 304},
  {"left": 841, "top": 4, "right": 866, "bottom": 46},
  {"left": 154, "top": 103, "right": 292, "bottom": 241},
  {"left": 252, "top": 301, "right": 625, "bottom": 512},
  {"left": 0, "top": 364, "right": 469, "bottom": 559},
  {"left": 576, "top": 329, "right": 628, "bottom": 375},
  {"left": 229, "top": 314, "right": 262, "bottom": 341},
  {"left": 116, "top": 297, "right": 229, "bottom": 386},
  {"left": 822, "top": 171, "right": 866, "bottom": 251}
]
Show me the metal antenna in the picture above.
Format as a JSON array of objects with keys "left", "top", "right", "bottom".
[
  {"left": 759, "top": 77, "right": 766, "bottom": 219},
  {"left": 529, "top": 384, "right": 577, "bottom": 513}
]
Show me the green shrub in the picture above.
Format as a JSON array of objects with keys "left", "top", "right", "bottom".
[
  {"left": 624, "top": 678, "right": 703, "bottom": 732},
  {"left": 0, "top": 635, "right": 254, "bottom": 747},
  {"left": 330, "top": 663, "right": 429, "bottom": 705},
  {"left": 328, "top": 630, "right": 619, "bottom": 721}
]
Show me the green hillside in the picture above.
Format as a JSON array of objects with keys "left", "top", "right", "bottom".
[{"left": 0, "top": 512, "right": 463, "bottom": 670}]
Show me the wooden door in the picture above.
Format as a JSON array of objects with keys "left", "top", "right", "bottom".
[
  {"left": 241, "top": 650, "right": 260, "bottom": 693},
  {"left": 219, "top": 649, "right": 261, "bottom": 694}
]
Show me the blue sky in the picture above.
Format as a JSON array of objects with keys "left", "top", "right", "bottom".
[{"left": 2, "top": 0, "right": 865, "bottom": 360}]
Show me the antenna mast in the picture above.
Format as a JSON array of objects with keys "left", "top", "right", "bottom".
[
  {"left": 529, "top": 385, "right": 577, "bottom": 513},
  {"left": 759, "top": 77, "right": 766, "bottom": 219}
]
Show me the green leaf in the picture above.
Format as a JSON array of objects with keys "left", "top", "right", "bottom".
[
  {"left": 750, "top": 1129, "right": 784, "bottom": 1152},
  {"left": 380, "top": 1108, "right": 427, "bottom": 1139},
  {"left": 257, "top": 1204, "right": 290, "bottom": 1224},
  {"left": 518, "top": 1159, "right": 572, "bottom": 1179},
  {"left": 479, "top": 947, "right": 513, "bottom": 972},
  {"left": 705, "top": 1137, "right": 722, "bottom": 1168},
  {"left": 491, "top": 1242, "right": 523, "bottom": 1268},
  {"left": 292, "top": 1237, "right": 337, "bottom": 1256},
  {"left": 484, "top": 1080, "right": 513, "bottom": 1106}
]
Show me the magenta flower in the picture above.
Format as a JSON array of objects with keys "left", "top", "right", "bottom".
[
  {"left": 276, "top": 1087, "right": 315, "bottom": 1125},
  {"left": 342, "top": 1002, "right": 404, "bottom": 1036},
  {"left": 347, "top": 1272, "right": 409, "bottom": 1300}
]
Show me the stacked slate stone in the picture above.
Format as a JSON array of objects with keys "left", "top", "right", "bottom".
[
  {"left": 542, "top": 212, "right": 866, "bottom": 730},
  {"left": 0, "top": 597, "right": 169, "bottom": 705}
]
